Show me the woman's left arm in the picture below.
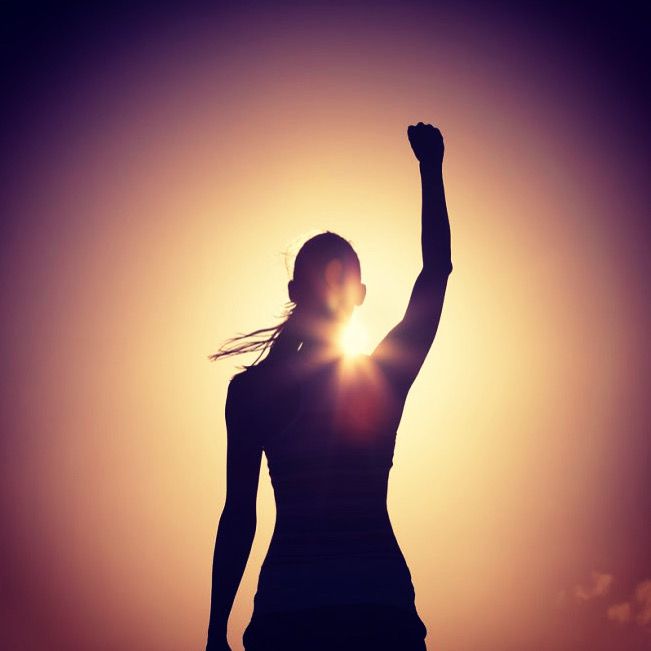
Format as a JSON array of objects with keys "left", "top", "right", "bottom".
[
  {"left": 206, "top": 374, "right": 262, "bottom": 651},
  {"left": 371, "top": 124, "right": 453, "bottom": 397}
]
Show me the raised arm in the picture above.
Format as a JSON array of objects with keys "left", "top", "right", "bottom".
[
  {"left": 206, "top": 374, "right": 262, "bottom": 651},
  {"left": 371, "top": 123, "right": 453, "bottom": 397}
]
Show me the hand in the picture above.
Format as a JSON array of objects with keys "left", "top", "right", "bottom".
[{"left": 407, "top": 122, "right": 444, "bottom": 167}]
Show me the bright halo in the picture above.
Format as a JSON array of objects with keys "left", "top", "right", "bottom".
[{"left": 339, "top": 312, "right": 370, "bottom": 356}]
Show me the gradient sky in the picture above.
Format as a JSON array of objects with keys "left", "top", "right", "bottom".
[{"left": 1, "top": 2, "right": 650, "bottom": 650}]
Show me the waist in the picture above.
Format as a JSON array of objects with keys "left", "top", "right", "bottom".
[
  {"left": 267, "top": 515, "right": 400, "bottom": 559},
  {"left": 253, "top": 554, "right": 416, "bottom": 614}
]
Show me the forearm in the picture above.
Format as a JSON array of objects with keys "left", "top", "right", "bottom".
[
  {"left": 206, "top": 509, "right": 256, "bottom": 644},
  {"left": 419, "top": 162, "right": 452, "bottom": 273}
]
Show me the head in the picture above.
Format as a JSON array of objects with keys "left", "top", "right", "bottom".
[
  {"left": 208, "top": 231, "right": 365, "bottom": 367},
  {"left": 288, "top": 232, "right": 366, "bottom": 324}
]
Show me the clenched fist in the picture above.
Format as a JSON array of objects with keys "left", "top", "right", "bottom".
[{"left": 408, "top": 122, "right": 444, "bottom": 167}]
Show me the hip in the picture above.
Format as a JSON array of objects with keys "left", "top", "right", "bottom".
[{"left": 243, "top": 602, "right": 427, "bottom": 651}]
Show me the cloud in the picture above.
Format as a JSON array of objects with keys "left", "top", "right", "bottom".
[
  {"left": 634, "top": 580, "right": 651, "bottom": 627},
  {"left": 556, "top": 570, "right": 615, "bottom": 612},
  {"left": 573, "top": 571, "right": 614, "bottom": 602},
  {"left": 604, "top": 578, "right": 651, "bottom": 630},
  {"left": 558, "top": 571, "right": 651, "bottom": 632},
  {"left": 607, "top": 602, "right": 632, "bottom": 624}
]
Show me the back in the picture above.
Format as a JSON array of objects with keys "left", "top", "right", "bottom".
[{"left": 237, "top": 352, "right": 419, "bottom": 615}]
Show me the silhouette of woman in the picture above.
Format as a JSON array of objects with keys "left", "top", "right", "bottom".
[{"left": 205, "top": 123, "right": 452, "bottom": 651}]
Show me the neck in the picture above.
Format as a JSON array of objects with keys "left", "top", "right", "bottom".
[
  {"left": 295, "top": 313, "right": 345, "bottom": 362},
  {"left": 299, "top": 336, "right": 341, "bottom": 357}
]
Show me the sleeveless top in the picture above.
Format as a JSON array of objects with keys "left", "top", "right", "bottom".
[{"left": 234, "top": 351, "right": 419, "bottom": 617}]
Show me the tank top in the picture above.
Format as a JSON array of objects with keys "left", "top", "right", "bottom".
[{"left": 236, "top": 351, "right": 419, "bottom": 617}]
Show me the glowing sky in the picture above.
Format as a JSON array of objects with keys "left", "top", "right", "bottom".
[{"left": 1, "top": 2, "right": 650, "bottom": 650}]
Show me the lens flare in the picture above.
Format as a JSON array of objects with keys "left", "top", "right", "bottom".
[{"left": 339, "top": 312, "right": 370, "bottom": 356}]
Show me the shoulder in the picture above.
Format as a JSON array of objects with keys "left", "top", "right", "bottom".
[
  {"left": 366, "top": 351, "right": 412, "bottom": 403},
  {"left": 224, "top": 369, "right": 264, "bottom": 447},
  {"left": 357, "top": 352, "right": 390, "bottom": 381},
  {"left": 224, "top": 369, "right": 250, "bottom": 419},
  {"left": 229, "top": 355, "right": 287, "bottom": 394},
  {"left": 226, "top": 367, "right": 258, "bottom": 407},
  {"left": 225, "top": 363, "right": 274, "bottom": 421},
  {"left": 228, "top": 368, "right": 250, "bottom": 391}
]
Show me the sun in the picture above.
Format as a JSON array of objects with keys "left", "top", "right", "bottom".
[{"left": 339, "top": 312, "right": 370, "bottom": 357}]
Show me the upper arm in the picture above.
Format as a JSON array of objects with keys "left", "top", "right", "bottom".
[
  {"left": 371, "top": 265, "right": 451, "bottom": 397},
  {"left": 223, "top": 373, "right": 263, "bottom": 516}
]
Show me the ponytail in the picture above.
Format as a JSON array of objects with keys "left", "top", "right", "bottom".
[{"left": 208, "top": 303, "right": 304, "bottom": 368}]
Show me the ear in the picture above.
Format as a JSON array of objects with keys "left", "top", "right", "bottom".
[{"left": 356, "top": 283, "right": 367, "bottom": 306}]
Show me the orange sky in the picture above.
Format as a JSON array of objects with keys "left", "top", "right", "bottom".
[{"left": 1, "top": 3, "right": 650, "bottom": 650}]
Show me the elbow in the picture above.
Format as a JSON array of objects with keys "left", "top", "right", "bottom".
[{"left": 418, "top": 261, "right": 453, "bottom": 284}]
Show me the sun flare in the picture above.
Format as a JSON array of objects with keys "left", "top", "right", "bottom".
[{"left": 339, "top": 312, "right": 370, "bottom": 357}]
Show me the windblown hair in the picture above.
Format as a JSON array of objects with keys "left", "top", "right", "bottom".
[
  {"left": 208, "top": 231, "right": 359, "bottom": 369},
  {"left": 207, "top": 301, "right": 297, "bottom": 368}
]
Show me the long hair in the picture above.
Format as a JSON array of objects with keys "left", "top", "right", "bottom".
[{"left": 208, "top": 231, "right": 360, "bottom": 369}]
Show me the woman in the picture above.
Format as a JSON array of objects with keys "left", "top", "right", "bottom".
[{"left": 206, "top": 122, "right": 453, "bottom": 651}]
